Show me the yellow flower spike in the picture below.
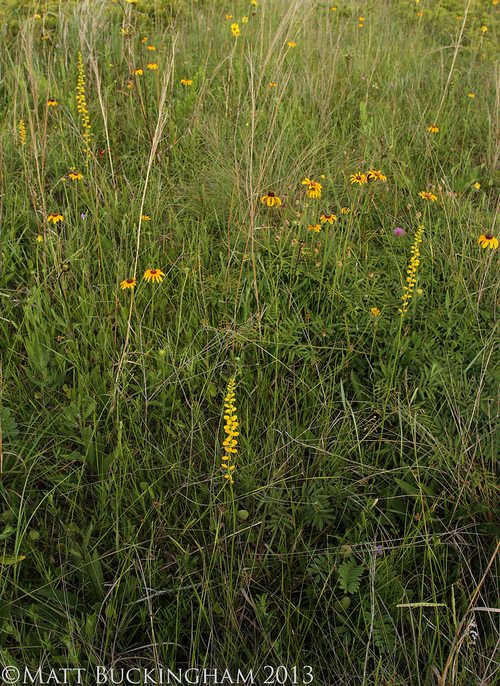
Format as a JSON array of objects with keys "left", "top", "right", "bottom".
[
  {"left": 221, "top": 377, "right": 239, "bottom": 485},
  {"left": 18, "top": 119, "right": 27, "bottom": 145},
  {"left": 76, "top": 52, "right": 92, "bottom": 165},
  {"left": 399, "top": 226, "right": 424, "bottom": 316}
]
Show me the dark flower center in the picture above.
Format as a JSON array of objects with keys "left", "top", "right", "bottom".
[
  {"left": 485, "top": 234, "right": 493, "bottom": 240},
  {"left": 127, "top": 279, "right": 134, "bottom": 284},
  {"left": 268, "top": 192, "right": 275, "bottom": 197},
  {"left": 150, "top": 270, "right": 157, "bottom": 274}
]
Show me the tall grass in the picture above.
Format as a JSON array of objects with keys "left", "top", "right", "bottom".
[{"left": 0, "top": 0, "right": 498, "bottom": 684}]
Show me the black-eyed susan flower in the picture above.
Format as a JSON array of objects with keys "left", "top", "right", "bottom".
[
  {"left": 132, "top": 68, "right": 144, "bottom": 75},
  {"left": 143, "top": 268, "right": 165, "bottom": 283},
  {"left": 399, "top": 225, "right": 424, "bottom": 315},
  {"left": 120, "top": 277, "right": 137, "bottom": 290},
  {"left": 231, "top": 23, "right": 241, "bottom": 36},
  {"left": 260, "top": 191, "right": 282, "bottom": 207},
  {"left": 477, "top": 233, "right": 498, "bottom": 250},
  {"left": 350, "top": 172, "right": 368, "bottom": 185},
  {"left": 147, "top": 63, "right": 159, "bottom": 70},
  {"left": 19, "top": 119, "right": 27, "bottom": 145},
  {"left": 340, "top": 206, "right": 351, "bottom": 215},
  {"left": 68, "top": 170, "right": 83, "bottom": 181},
  {"left": 47, "top": 98, "right": 58, "bottom": 107},
  {"left": 268, "top": 81, "right": 278, "bottom": 88},
  {"left": 370, "top": 307, "right": 381, "bottom": 317},
  {"left": 427, "top": 124, "right": 439, "bottom": 133},
  {"left": 47, "top": 213, "right": 64, "bottom": 224},
  {"left": 366, "top": 169, "right": 387, "bottom": 182},
  {"left": 225, "top": 14, "right": 233, "bottom": 20},
  {"left": 141, "top": 214, "right": 151, "bottom": 221},
  {"left": 287, "top": 41, "right": 297, "bottom": 48},
  {"left": 221, "top": 377, "right": 239, "bottom": 485},
  {"left": 180, "top": 78, "right": 193, "bottom": 86},
  {"left": 418, "top": 190, "right": 438, "bottom": 202},
  {"left": 307, "top": 223, "right": 321, "bottom": 233},
  {"left": 146, "top": 45, "right": 155, "bottom": 51},
  {"left": 301, "top": 178, "right": 322, "bottom": 198},
  {"left": 242, "top": 16, "right": 249, "bottom": 23},
  {"left": 320, "top": 213, "right": 338, "bottom": 224}
]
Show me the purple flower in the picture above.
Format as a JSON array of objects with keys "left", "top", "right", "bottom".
[
  {"left": 80, "top": 212, "right": 87, "bottom": 220},
  {"left": 393, "top": 227, "right": 405, "bottom": 236}
]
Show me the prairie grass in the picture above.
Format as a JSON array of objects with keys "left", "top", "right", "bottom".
[{"left": 0, "top": 0, "right": 498, "bottom": 684}]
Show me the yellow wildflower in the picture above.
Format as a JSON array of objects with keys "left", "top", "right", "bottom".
[
  {"left": 301, "top": 178, "right": 322, "bottom": 198},
  {"left": 399, "top": 225, "right": 424, "bottom": 316},
  {"left": 221, "top": 377, "right": 239, "bottom": 485},
  {"left": 477, "top": 234, "right": 498, "bottom": 250},
  {"left": 143, "top": 269, "right": 165, "bottom": 283},
  {"left": 19, "top": 119, "right": 27, "bottom": 145},
  {"left": 418, "top": 190, "right": 437, "bottom": 202},
  {"left": 120, "top": 277, "right": 137, "bottom": 290},
  {"left": 260, "top": 192, "right": 282, "bottom": 208}
]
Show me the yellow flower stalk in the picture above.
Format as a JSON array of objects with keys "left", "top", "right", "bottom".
[
  {"left": 76, "top": 52, "right": 92, "bottom": 165},
  {"left": 221, "top": 377, "right": 239, "bottom": 485},
  {"left": 18, "top": 119, "right": 27, "bottom": 145},
  {"left": 399, "top": 225, "right": 424, "bottom": 316}
]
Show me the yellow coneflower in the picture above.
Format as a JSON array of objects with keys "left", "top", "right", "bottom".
[
  {"left": 340, "top": 206, "right": 351, "bottom": 215},
  {"left": 47, "top": 213, "right": 64, "bottom": 224},
  {"left": 180, "top": 78, "right": 193, "bottom": 86},
  {"left": 141, "top": 214, "right": 151, "bottom": 221},
  {"left": 19, "top": 119, "right": 27, "bottom": 145},
  {"left": 370, "top": 307, "right": 381, "bottom": 316},
  {"left": 47, "top": 98, "right": 58, "bottom": 107},
  {"left": 366, "top": 169, "right": 387, "bottom": 182},
  {"left": 287, "top": 41, "right": 297, "bottom": 48},
  {"left": 477, "top": 233, "right": 498, "bottom": 250},
  {"left": 76, "top": 52, "right": 92, "bottom": 165},
  {"left": 399, "top": 225, "right": 424, "bottom": 316},
  {"left": 143, "top": 268, "right": 165, "bottom": 283},
  {"left": 221, "top": 377, "right": 239, "bottom": 485},
  {"left": 147, "top": 63, "right": 159, "bottom": 70},
  {"left": 146, "top": 45, "right": 155, "bottom": 51},
  {"left": 68, "top": 170, "right": 83, "bottom": 181},
  {"left": 307, "top": 223, "right": 321, "bottom": 232},
  {"left": 427, "top": 124, "right": 439, "bottom": 133},
  {"left": 132, "top": 68, "right": 144, "bottom": 75},
  {"left": 231, "top": 23, "right": 241, "bottom": 36},
  {"left": 120, "top": 277, "right": 137, "bottom": 290},
  {"left": 320, "top": 213, "right": 338, "bottom": 224},
  {"left": 301, "top": 178, "right": 322, "bottom": 198},
  {"left": 418, "top": 190, "right": 437, "bottom": 202},
  {"left": 350, "top": 172, "right": 368, "bottom": 185},
  {"left": 260, "top": 192, "right": 282, "bottom": 208}
]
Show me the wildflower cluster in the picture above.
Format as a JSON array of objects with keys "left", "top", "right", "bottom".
[
  {"left": 18, "top": 119, "right": 27, "bottom": 145},
  {"left": 302, "top": 177, "right": 322, "bottom": 198},
  {"left": 221, "top": 377, "right": 239, "bottom": 484},
  {"left": 399, "top": 225, "right": 424, "bottom": 316},
  {"left": 350, "top": 169, "right": 387, "bottom": 185},
  {"left": 76, "top": 52, "right": 92, "bottom": 165}
]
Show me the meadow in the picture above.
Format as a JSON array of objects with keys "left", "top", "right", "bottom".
[{"left": 0, "top": 0, "right": 499, "bottom": 684}]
